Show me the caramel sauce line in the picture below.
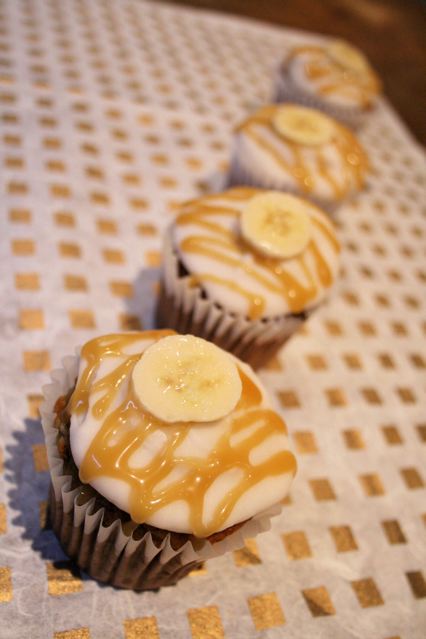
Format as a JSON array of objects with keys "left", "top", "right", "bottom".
[
  {"left": 177, "top": 196, "right": 339, "bottom": 317},
  {"left": 242, "top": 116, "right": 367, "bottom": 199},
  {"left": 69, "top": 333, "right": 296, "bottom": 537},
  {"left": 286, "top": 46, "right": 381, "bottom": 108}
]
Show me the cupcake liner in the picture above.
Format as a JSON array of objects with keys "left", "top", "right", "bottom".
[
  {"left": 156, "top": 228, "right": 307, "bottom": 369},
  {"left": 273, "top": 68, "right": 369, "bottom": 130},
  {"left": 40, "top": 352, "right": 282, "bottom": 590},
  {"left": 226, "top": 153, "right": 339, "bottom": 218}
]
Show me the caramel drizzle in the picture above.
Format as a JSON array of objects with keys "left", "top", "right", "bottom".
[
  {"left": 288, "top": 45, "right": 381, "bottom": 107},
  {"left": 69, "top": 333, "right": 296, "bottom": 538},
  {"left": 237, "top": 106, "right": 367, "bottom": 199},
  {"left": 176, "top": 194, "right": 340, "bottom": 319}
]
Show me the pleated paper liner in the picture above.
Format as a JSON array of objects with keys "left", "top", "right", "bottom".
[{"left": 40, "top": 352, "right": 282, "bottom": 590}]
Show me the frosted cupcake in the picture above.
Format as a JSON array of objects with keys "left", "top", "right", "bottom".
[
  {"left": 41, "top": 331, "right": 296, "bottom": 590},
  {"left": 274, "top": 40, "right": 381, "bottom": 128},
  {"left": 228, "top": 104, "right": 368, "bottom": 212},
  {"left": 156, "top": 188, "right": 340, "bottom": 368}
]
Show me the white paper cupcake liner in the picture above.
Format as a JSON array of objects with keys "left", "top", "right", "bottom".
[
  {"left": 40, "top": 352, "right": 282, "bottom": 589},
  {"left": 156, "top": 227, "right": 308, "bottom": 369},
  {"left": 273, "top": 68, "right": 370, "bottom": 130}
]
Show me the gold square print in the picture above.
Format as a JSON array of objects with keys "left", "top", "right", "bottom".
[
  {"left": 277, "top": 390, "right": 300, "bottom": 409},
  {"left": 329, "top": 525, "right": 358, "bottom": 552},
  {"left": 46, "top": 562, "right": 83, "bottom": 596},
  {"left": 382, "top": 425, "right": 403, "bottom": 445},
  {"left": 342, "top": 429, "right": 364, "bottom": 450},
  {"left": 0, "top": 567, "right": 13, "bottom": 603},
  {"left": 302, "top": 586, "right": 335, "bottom": 617},
  {"left": 187, "top": 605, "right": 224, "bottom": 639},
  {"left": 9, "top": 208, "right": 31, "bottom": 223},
  {"left": 119, "top": 314, "right": 142, "bottom": 331},
  {"left": 248, "top": 592, "right": 285, "bottom": 631},
  {"left": 123, "top": 617, "right": 160, "bottom": 639},
  {"left": 54, "top": 629, "right": 90, "bottom": 639},
  {"left": 54, "top": 212, "right": 75, "bottom": 227},
  {"left": 305, "top": 354, "right": 327, "bottom": 370},
  {"left": 23, "top": 350, "right": 51, "bottom": 372},
  {"left": 11, "top": 239, "right": 35, "bottom": 256},
  {"left": 405, "top": 571, "right": 426, "bottom": 599},
  {"left": 309, "top": 478, "right": 336, "bottom": 501},
  {"left": 377, "top": 353, "right": 395, "bottom": 369},
  {"left": 32, "top": 444, "right": 48, "bottom": 472},
  {"left": 0, "top": 504, "right": 6, "bottom": 535},
  {"left": 97, "top": 218, "right": 117, "bottom": 235},
  {"left": 282, "top": 531, "right": 311, "bottom": 560},
  {"left": 19, "top": 309, "right": 44, "bottom": 330},
  {"left": 15, "top": 272, "right": 40, "bottom": 290},
  {"left": 410, "top": 353, "right": 426, "bottom": 369},
  {"left": 59, "top": 242, "right": 81, "bottom": 258},
  {"left": 396, "top": 387, "right": 416, "bottom": 404},
  {"left": 27, "top": 394, "right": 44, "bottom": 418},
  {"left": 361, "top": 387, "right": 382, "bottom": 405},
  {"left": 69, "top": 310, "right": 95, "bottom": 329},
  {"left": 64, "top": 275, "right": 88, "bottom": 292},
  {"left": 351, "top": 578, "right": 384, "bottom": 607},
  {"left": 359, "top": 473, "right": 385, "bottom": 496},
  {"left": 342, "top": 353, "right": 362, "bottom": 370},
  {"left": 381, "top": 520, "right": 406, "bottom": 544},
  {"left": 293, "top": 431, "right": 318, "bottom": 454},
  {"left": 325, "top": 388, "right": 347, "bottom": 407},
  {"left": 102, "top": 248, "right": 125, "bottom": 264},
  {"left": 400, "top": 467, "right": 423, "bottom": 489},
  {"left": 416, "top": 424, "right": 426, "bottom": 442},
  {"left": 233, "top": 538, "right": 261, "bottom": 567}
]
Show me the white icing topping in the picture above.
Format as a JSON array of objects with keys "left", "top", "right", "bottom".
[
  {"left": 69, "top": 333, "right": 295, "bottom": 535},
  {"left": 286, "top": 46, "right": 380, "bottom": 109},
  {"left": 234, "top": 108, "right": 367, "bottom": 203},
  {"left": 173, "top": 189, "right": 340, "bottom": 318}
]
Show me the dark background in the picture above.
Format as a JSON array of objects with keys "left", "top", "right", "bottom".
[{"left": 167, "top": 0, "right": 426, "bottom": 145}]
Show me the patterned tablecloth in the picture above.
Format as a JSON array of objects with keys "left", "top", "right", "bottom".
[{"left": 0, "top": 1, "right": 425, "bottom": 637}]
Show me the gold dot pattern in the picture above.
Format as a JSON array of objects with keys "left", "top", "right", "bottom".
[{"left": 1, "top": 1, "right": 425, "bottom": 637}]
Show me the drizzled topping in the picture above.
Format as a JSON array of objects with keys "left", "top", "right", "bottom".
[
  {"left": 240, "top": 192, "right": 312, "bottom": 259},
  {"left": 286, "top": 43, "right": 381, "bottom": 108},
  {"left": 236, "top": 105, "right": 368, "bottom": 201},
  {"left": 326, "top": 40, "right": 369, "bottom": 74},
  {"left": 273, "top": 105, "right": 334, "bottom": 146},
  {"left": 173, "top": 187, "right": 340, "bottom": 319},
  {"left": 69, "top": 332, "right": 296, "bottom": 537}
]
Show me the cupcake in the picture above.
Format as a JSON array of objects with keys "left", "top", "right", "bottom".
[
  {"left": 228, "top": 104, "right": 368, "bottom": 212},
  {"left": 274, "top": 39, "right": 381, "bottom": 128},
  {"left": 156, "top": 188, "right": 340, "bottom": 368},
  {"left": 41, "top": 331, "right": 297, "bottom": 590}
]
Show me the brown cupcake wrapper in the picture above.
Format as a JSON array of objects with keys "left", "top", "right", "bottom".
[
  {"left": 40, "top": 354, "right": 281, "bottom": 590},
  {"left": 156, "top": 227, "right": 308, "bottom": 369},
  {"left": 273, "top": 67, "right": 370, "bottom": 130}
]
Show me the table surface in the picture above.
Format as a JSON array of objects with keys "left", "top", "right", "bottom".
[{"left": 0, "top": 1, "right": 425, "bottom": 638}]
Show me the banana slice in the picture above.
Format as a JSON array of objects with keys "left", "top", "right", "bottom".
[
  {"left": 273, "top": 105, "right": 334, "bottom": 146},
  {"left": 132, "top": 334, "right": 242, "bottom": 423},
  {"left": 241, "top": 192, "right": 312, "bottom": 259},
  {"left": 327, "top": 40, "right": 369, "bottom": 74}
]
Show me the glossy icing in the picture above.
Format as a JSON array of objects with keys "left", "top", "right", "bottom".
[
  {"left": 286, "top": 44, "right": 381, "bottom": 109},
  {"left": 68, "top": 332, "right": 296, "bottom": 537},
  {"left": 173, "top": 188, "right": 340, "bottom": 319},
  {"left": 234, "top": 105, "right": 368, "bottom": 202}
]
